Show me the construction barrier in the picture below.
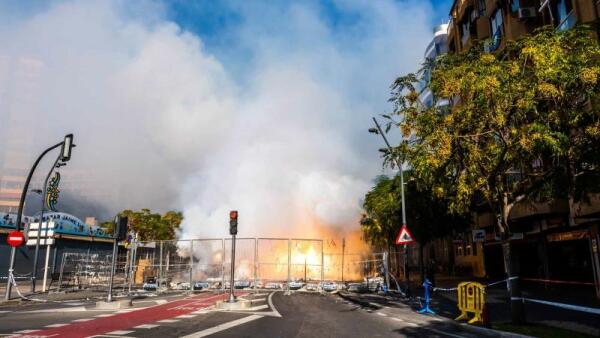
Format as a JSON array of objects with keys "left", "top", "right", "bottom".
[{"left": 455, "top": 281, "right": 486, "bottom": 324}]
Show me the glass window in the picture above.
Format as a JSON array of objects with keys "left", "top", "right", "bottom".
[
  {"left": 511, "top": 0, "right": 520, "bottom": 13},
  {"left": 491, "top": 9, "right": 503, "bottom": 38},
  {"left": 555, "top": 0, "right": 575, "bottom": 31},
  {"left": 478, "top": 0, "right": 487, "bottom": 16}
]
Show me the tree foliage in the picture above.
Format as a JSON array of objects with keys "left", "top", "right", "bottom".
[
  {"left": 388, "top": 25, "right": 600, "bottom": 236},
  {"left": 100, "top": 209, "right": 183, "bottom": 241},
  {"left": 361, "top": 174, "right": 469, "bottom": 249}
]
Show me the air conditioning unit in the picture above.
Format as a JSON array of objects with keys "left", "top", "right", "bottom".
[{"left": 518, "top": 7, "right": 537, "bottom": 19}]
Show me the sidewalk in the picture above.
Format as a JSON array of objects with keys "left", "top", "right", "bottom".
[{"left": 427, "top": 275, "right": 600, "bottom": 337}]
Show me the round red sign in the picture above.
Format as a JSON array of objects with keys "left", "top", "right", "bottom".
[{"left": 7, "top": 231, "right": 25, "bottom": 247}]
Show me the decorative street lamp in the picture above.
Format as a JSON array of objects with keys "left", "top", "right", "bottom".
[{"left": 4, "top": 134, "right": 74, "bottom": 300}]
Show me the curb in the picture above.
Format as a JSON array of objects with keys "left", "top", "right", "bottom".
[
  {"left": 337, "top": 292, "right": 382, "bottom": 309},
  {"left": 337, "top": 292, "right": 534, "bottom": 338},
  {"left": 0, "top": 299, "right": 22, "bottom": 307}
]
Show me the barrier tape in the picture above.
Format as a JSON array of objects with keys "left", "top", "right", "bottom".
[
  {"left": 433, "top": 276, "right": 518, "bottom": 292},
  {"left": 521, "top": 277, "right": 598, "bottom": 286},
  {"left": 511, "top": 297, "right": 600, "bottom": 315}
]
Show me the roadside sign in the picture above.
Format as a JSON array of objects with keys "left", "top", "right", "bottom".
[
  {"left": 7, "top": 231, "right": 25, "bottom": 247},
  {"left": 472, "top": 229, "right": 485, "bottom": 243},
  {"left": 26, "top": 238, "right": 55, "bottom": 246},
  {"left": 395, "top": 224, "right": 414, "bottom": 245}
]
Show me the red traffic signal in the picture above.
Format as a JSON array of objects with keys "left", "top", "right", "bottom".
[
  {"left": 7, "top": 231, "right": 25, "bottom": 247},
  {"left": 230, "top": 210, "right": 238, "bottom": 220}
]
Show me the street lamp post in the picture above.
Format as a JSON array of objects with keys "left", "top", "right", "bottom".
[
  {"left": 31, "top": 154, "right": 65, "bottom": 293},
  {"left": 4, "top": 134, "right": 73, "bottom": 301},
  {"left": 369, "top": 117, "right": 410, "bottom": 295}
]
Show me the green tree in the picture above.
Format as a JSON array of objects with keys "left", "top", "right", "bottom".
[
  {"left": 361, "top": 174, "right": 469, "bottom": 280},
  {"left": 387, "top": 26, "right": 599, "bottom": 323},
  {"left": 101, "top": 209, "right": 183, "bottom": 241}
]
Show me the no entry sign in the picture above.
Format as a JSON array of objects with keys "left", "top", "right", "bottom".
[{"left": 7, "top": 231, "right": 25, "bottom": 247}]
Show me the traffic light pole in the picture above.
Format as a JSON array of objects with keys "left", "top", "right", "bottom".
[
  {"left": 31, "top": 150, "right": 63, "bottom": 293},
  {"left": 107, "top": 235, "right": 118, "bottom": 302},
  {"left": 4, "top": 141, "right": 63, "bottom": 301},
  {"left": 228, "top": 234, "right": 236, "bottom": 303}
]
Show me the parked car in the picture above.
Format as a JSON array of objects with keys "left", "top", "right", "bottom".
[
  {"left": 321, "top": 281, "right": 337, "bottom": 292},
  {"left": 142, "top": 277, "right": 158, "bottom": 291},
  {"left": 347, "top": 282, "right": 369, "bottom": 293},
  {"left": 234, "top": 280, "right": 251, "bottom": 289},
  {"left": 265, "top": 281, "right": 282, "bottom": 289},
  {"left": 173, "top": 282, "right": 190, "bottom": 290},
  {"left": 306, "top": 283, "right": 318, "bottom": 291},
  {"left": 193, "top": 281, "right": 210, "bottom": 290},
  {"left": 288, "top": 280, "right": 304, "bottom": 290}
]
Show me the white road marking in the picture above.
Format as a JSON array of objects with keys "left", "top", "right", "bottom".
[
  {"left": 72, "top": 318, "right": 95, "bottom": 322},
  {"left": 23, "top": 306, "right": 87, "bottom": 313},
  {"left": 134, "top": 324, "right": 159, "bottom": 329},
  {"left": 176, "top": 314, "right": 196, "bottom": 318},
  {"left": 376, "top": 312, "right": 387, "bottom": 317},
  {"left": 247, "top": 304, "right": 268, "bottom": 311},
  {"left": 267, "top": 292, "right": 282, "bottom": 318},
  {"left": 157, "top": 319, "right": 179, "bottom": 323},
  {"left": 45, "top": 323, "right": 69, "bottom": 328},
  {"left": 95, "top": 314, "right": 114, "bottom": 317},
  {"left": 391, "top": 317, "right": 403, "bottom": 322},
  {"left": 191, "top": 310, "right": 210, "bottom": 314},
  {"left": 405, "top": 322, "right": 418, "bottom": 327},
  {"left": 0, "top": 311, "right": 11, "bottom": 313},
  {"left": 105, "top": 330, "right": 134, "bottom": 335},
  {"left": 251, "top": 298, "right": 266, "bottom": 302},
  {"left": 12, "top": 329, "right": 38, "bottom": 333},
  {"left": 181, "top": 314, "right": 263, "bottom": 338}
]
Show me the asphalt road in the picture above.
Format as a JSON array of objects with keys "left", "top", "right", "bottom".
[{"left": 0, "top": 291, "right": 480, "bottom": 337}]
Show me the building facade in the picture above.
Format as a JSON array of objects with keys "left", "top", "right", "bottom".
[{"left": 443, "top": 0, "right": 600, "bottom": 298}]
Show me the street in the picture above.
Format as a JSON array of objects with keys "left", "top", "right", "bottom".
[{"left": 0, "top": 291, "right": 479, "bottom": 338}]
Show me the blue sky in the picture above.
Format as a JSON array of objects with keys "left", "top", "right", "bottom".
[{"left": 0, "top": 0, "right": 456, "bottom": 235}]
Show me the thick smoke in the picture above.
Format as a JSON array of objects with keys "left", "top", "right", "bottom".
[{"left": 0, "top": 0, "right": 432, "bottom": 238}]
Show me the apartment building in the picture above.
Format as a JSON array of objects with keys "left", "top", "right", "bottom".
[{"left": 443, "top": 0, "right": 600, "bottom": 298}]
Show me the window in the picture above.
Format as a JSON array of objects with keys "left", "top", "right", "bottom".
[
  {"left": 488, "top": 9, "right": 504, "bottom": 52},
  {"left": 478, "top": 0, "right": 486, "bottom": 16},
  {"left": 511, "top": 0, "right": 520, "bottom": 13},
  {"left": 555, "top": 0, "right": 575, "bottom": 31}
]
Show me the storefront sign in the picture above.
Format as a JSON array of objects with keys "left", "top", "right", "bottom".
[{"left": 547, "top": 229, "right": 589, "bottom": 242}]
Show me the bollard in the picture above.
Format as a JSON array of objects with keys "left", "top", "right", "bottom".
[{"left": 418, "top": 278, "right": 435, "bottom": 314}]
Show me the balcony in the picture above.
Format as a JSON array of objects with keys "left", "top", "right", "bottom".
[{"left": 557, "top": 10, "right": 576, "bottom": 31}]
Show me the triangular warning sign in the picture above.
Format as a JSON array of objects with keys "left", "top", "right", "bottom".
[{"left": 395, "top": 224, "right": 414, "bottom": 245}]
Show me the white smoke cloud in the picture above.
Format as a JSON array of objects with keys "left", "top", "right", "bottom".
[{"left": 0, "top": 0, "right": 434, "bottom": 238}]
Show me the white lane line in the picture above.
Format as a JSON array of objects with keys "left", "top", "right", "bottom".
[
  {"left": 106, "top": 330, "right": 134, "bottom": 335},
  {"left": 424, "top": 327, "right": 468, "bottom": 338},
  {"left": 0, "top": 311, "right": 11, "bottom": 313},
  {"left": 247, "top": 304, "right": 268, "bottom": 311},
  {"left": 405, "top": 322, "right": 418, "bottom": 327},
  {"left": 12, "top": 329, "right": 38, "bottom": 333},
  {"left": 267, "top": 292, "right": 282, "bottom": 318},
  {"left": 376, "top": 312, "right": 387, "bottom": 317},
  {"left": 191, "top": 310, "right": 210, "bottom": 314},
  {"left": 134, "top": 324, "right": 159, "bottom": 329},
  {"left": 391, "top": 317, "right": 403, "bottom": 322},
  {"left": 176, "top": 314, "right": 196, "bottom": 318},
  {"left": 23, "top": 306, "right": 87, "bottom": 313},
  {"left": 72, "top": 318, "right": 95, "bottom": 322},
  {"left": 45, "top": 323, "right": 69, "bottom": 327},
  {"left": 157, "top": 319, "right": 179, "bottom": 323},
  {"left": 181, "top": 315, "right": 263, "bottom": 338},
  {"left": 95, "top": 314, "right": 114, "bottom": 317},
  {"left": 251, "top": 298, "right": 266, "bottom": 302}
]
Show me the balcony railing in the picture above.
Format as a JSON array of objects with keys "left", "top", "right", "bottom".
[{"left": 557, "top": 10, "right": 576, "bottom": 31}]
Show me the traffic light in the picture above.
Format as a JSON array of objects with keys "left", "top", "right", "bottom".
[
  {"left": 114, "top": 215, "right": 129, "bottom": 241},
  {"left": 229, "top": 210, "right": 238, "bottom": 235},
  {"left": 61, "top": 134, "right": 74, "bottom": 162}
]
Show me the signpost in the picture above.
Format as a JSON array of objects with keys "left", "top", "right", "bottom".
[
  {"left": 395, "top": 225, "right": 414, "bottom": 245},
  {"left": 27, "top": 221, "right": 55, "bottom": 292},
  {"left": 6, "top": 231, "right": 25, "bottom": 247}
]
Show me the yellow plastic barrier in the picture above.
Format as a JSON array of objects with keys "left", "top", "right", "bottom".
[{"left": 455, "top": 281, "right": 485, "bottom": 324}]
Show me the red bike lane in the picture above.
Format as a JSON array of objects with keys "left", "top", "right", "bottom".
[{"left": 14, "top": 292, "right": 246, "bottom": 338}]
